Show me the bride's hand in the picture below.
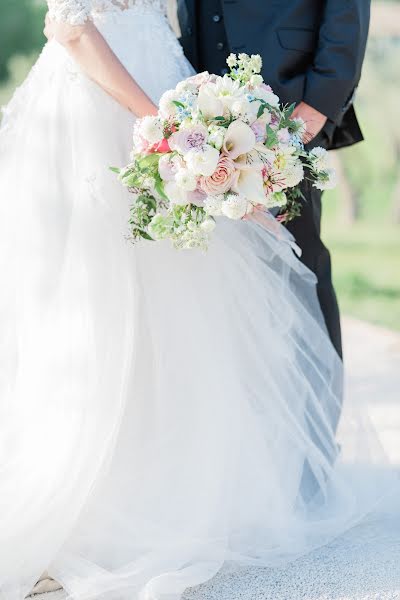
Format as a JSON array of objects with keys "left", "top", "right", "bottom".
[{"left": 135, "top": 102, "right": 158, "bottom": 118}]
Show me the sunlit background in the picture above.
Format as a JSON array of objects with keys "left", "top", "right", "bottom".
[{"left": 1, "top": 0, "right": 399, "bottom": 331}]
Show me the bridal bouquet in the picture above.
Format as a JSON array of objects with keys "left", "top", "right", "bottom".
[{"left": 114, "top": 53, "right": 336, "bottom": 250}]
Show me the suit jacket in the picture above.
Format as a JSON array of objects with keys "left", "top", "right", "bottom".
[{"left": 177, "top": 0, "right": 371, "bottom": 150}]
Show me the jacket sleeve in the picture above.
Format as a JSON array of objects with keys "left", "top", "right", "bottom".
[
  {"left": 303, "top": 0, "right": 371, "bottom": 123},
  {"left": 47, "top": 0, "right": 91, "bottom": 25}
]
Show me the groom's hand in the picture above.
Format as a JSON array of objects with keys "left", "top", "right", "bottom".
[{"left": 291, "top": 102, "right": 327, "bottom": 144}]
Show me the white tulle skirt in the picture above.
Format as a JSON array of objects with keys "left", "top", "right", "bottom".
[{"left": 0, "top": 10, "right": 398, "bottom": 600}]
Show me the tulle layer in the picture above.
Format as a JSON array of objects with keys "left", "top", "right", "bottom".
[{"left": 0, "top": 13, "right": 398, "bottom": 600}]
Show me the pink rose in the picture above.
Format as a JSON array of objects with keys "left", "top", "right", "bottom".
[{"left": 200, "top": 154, "right": 236, "bottom": 196}]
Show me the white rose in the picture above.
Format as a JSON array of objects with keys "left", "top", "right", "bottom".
[
  {"left": 200, "top": 218, "right": 216, "bottom": 233},
  {"left": 175, "top": 168, "right": 198, "bottom": 191},
  {"left": 139, "top": 116, "right": 164, "bottom": 144},
  {"left": 185, "top": 145, "right": 220, "bottom": 177},
  {"left": 221, "top": 194, "right": 248, "bottom": 220},
  {"left": 204, "top": 195, "right": 224, "bottom": 216}
]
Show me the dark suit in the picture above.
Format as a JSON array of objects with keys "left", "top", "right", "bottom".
[
  {"left": 177, "top": 0, "right": 371, "bottom": 151},
  {"left": 177, "top": 0, "right": 371, "bottom": 361}
]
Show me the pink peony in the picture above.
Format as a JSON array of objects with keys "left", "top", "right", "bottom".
[{"left": 200, "top": 154, "right": 236, "bottom": 196}]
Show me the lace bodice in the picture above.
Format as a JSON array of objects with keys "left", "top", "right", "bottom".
[{"left": 48, "top": 0, "right": 167, "bottom": 25}]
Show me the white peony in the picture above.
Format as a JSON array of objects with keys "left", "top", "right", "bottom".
[
  {"left": 139, "top": 116, "right": 164, "bottom": 144},
  {"left": 309, "top": 146, "right": 330, "bottom": 173},
  {"left": 204, "top": 195, "right": 224, "bottom": 216},
  {"left": 221, "top": 193, "right": 249, "bottom": 220},
  {"left": 175, "top": 168, "right": 198, "bottom": 191},
  {"left": 185, "top": 145, "right": 220, "bottom": 177}
]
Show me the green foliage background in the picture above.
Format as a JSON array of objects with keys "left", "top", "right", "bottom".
[{"left": 0, "top": 0, "right": 399, "bottom": 330}]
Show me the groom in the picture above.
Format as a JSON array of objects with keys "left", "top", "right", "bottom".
[{"left": 177, "top": 0, "right": 371, "bottom": 361}]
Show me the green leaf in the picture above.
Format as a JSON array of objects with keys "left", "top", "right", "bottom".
[
  {"left": 172, "top": 100, "right": 185, "bottom": 109},
  {"left": 139, "top": 230, "right": 154, "bottom": 241},
  {"left": 257, "top": 103, "right": 265, "bottom": 119},
  {"left": 265, "top": 125, "right": 278, "bottom": 149},
  {"left": 285, "top": 102, "right": 296, "bottom": 119},
  {"left": 109, "top": 166, "right": 120, "bottom": 174},
  {"left": 154, "top": 176, "right": 168, "bottom": 200},
  {"left": 138, "top": 153, "right": 161, "bottom": 169}
]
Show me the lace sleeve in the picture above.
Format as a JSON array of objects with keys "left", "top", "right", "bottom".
[{"left": 47, "top": 0, "right": 91, "bottom": 25}]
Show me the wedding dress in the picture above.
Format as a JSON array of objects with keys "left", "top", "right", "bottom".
[{"left": 0, "top": 1, "right": 398, "bottom": 600}]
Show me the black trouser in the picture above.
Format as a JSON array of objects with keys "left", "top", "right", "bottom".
[{"left": 285, "top": 179, "right": 343, "bottom": 360}]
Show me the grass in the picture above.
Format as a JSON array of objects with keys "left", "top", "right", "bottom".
[{"left": 323, "top": 220, "right": 400, "bottom": 331}]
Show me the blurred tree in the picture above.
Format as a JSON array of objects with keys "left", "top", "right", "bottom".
[{"left": 0, "top": 0, "right": 46, "bottom": 81}]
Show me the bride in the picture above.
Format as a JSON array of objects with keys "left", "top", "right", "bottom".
[{"left": 0, "top": 1, "right": 397, "bottom": 599}]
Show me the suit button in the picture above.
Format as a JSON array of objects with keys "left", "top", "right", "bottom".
[
  {"left": 213, "top": 14, "right": 221, "bottom": 23},
  {"left": 217, "top": 42, "right": 224, "bottom": 50},
  {"left": 187, "top": 26, "right": 193, "bottom": 35}
]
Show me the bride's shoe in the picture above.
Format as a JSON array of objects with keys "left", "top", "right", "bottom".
[{"left": 27, "top": 572, "right": 62, "bottom": 596}]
